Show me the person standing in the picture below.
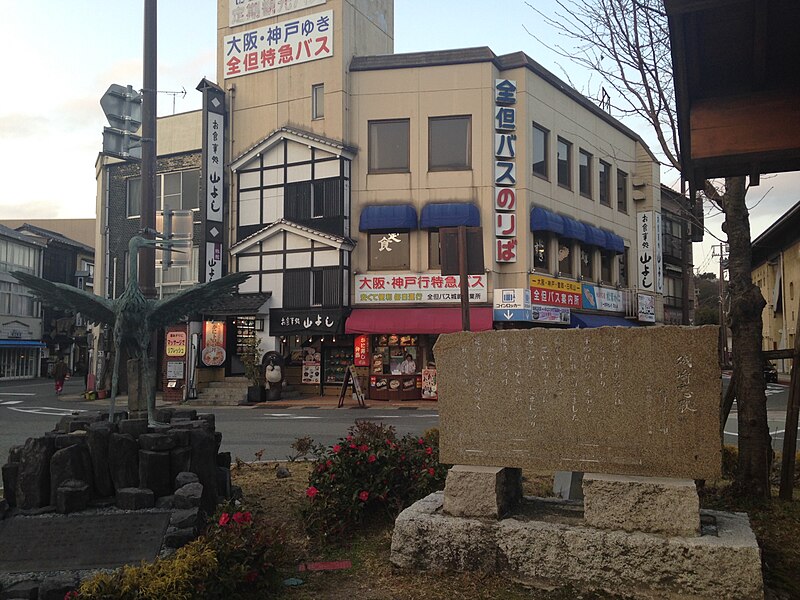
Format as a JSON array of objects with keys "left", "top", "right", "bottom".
[
  {"left": 399, "top": 353, "right": 416, "bottom": 375},
  {"left": 53, "top": 357, "right": 70, "bottom": 395}
]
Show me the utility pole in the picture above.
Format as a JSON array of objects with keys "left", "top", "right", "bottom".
[
  {"left": 139, "top": 0, "right": 157, "bottom": 300},
  {"left": 712, "top": 243, "right": 729, "bottom": 367}
]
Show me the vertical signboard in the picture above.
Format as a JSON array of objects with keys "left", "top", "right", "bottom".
[
  {"left": 201, "top": 320, "right": 227, "bottom": 366},
  {"left": 494, "top": 78, "right": 517, "bottom": 263},
  {"left": 637, "top": 211, "right": 654, "bottom": 292},
  {"left": 654, "top": 211, "right": 664, "bottom": 294},
  {"left": 198, "top": 79, "right": 227, "bottom": 283}
]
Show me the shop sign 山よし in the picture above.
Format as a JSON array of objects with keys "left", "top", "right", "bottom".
[
  {"left": 529, "top": 274, "right": 581, "bottom": 308},
  {"left": 355, "top": 274, "right": 487, "bottom": 304}
]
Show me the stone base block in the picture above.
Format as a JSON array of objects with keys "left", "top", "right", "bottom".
[
  {"left": 583, "top": 473, "right": 699, "bottom": 537},
  {"left": 553, "top": 471, "right": 584, "bottom": 500},
  {"left": 443, "top": 465, "right": 521, "bottom": 519},
  {"left": 391, "top": 492, "right": 763, "bottom": 600}
]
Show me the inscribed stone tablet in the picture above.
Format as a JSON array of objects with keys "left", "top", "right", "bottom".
[{"left": 435, "top": 326, "right": 721, "bottom": 480}]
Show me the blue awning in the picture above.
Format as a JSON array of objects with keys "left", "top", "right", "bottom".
[
  {"left": 584, "top": 224, "right": 607, "bottom": 247},
  {"left": 359, "top": 204, "right": 418, "bottom": 231},
  {"left": 0, "top": 340, "right": 46, "bottom": 348},
  {"left": 530, "top": 207, "right": 565, "bottom": 235},
  {"left": 420, "top": 203, "right": 480, "bottom": 229},
  {"left": 571, "top": 314, "right": 640, "bottom": 328},
  {"left": 603, "top": 230, "right": 625, "bottom": 254},
  {"left": 561, "top": 216, "right": 588, "bottom": 242}
]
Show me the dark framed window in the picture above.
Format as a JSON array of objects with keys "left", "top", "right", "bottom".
[
  {"left": 312, "top": 83, "right": 324, "bottom": 119},
  {"left": 598, "top": 160, "right": 611, "bottom": 207},
  {"left": 127, "top": 178, "right": 141, "bottom": 217},
  {"left": 557, "top": 137, "right": 572, "bottom": 188},
  {"left": 311, "top": 269, "right": 324, "bottom": 306},
  {"left": 619, "top": 247, "right": 629, "bottom": 287},
  {"left": 600, "top": 250, "right": 613, "bottom": 283},
  {"left": 580, "top": 244, "right": 594, "bottom": 280},
  {"left": 557, "top": 239, "right": 573, "bottom": 276},
  {"left": 617, "top": 169, "right": 628, "bottom": 213},
  {"left": 579, "top": 149, "right": 592, "bottom": 198},
  {"left": 532, "top": 123, "right": 548, "bottom": 178},
  {"left": 127, "top": 170, "right": 199, "bottom": 214},
  {"left": 368, "top": 119, "right": 410, "bottom": 173},
  {"left": 368, "top": 232, "right": 410, "bottom": 270},
  {"left": 429, "top": 115, "right": 471, "bottom": 170},
  {"left": 428, "top": 230, "right": 441, "bottom": 269},
  {"left": 284, "top": 267, "right": 341, "bottom": 309},
  {"left": 532, "top": 232, "right": 551, "bottom": 272}
]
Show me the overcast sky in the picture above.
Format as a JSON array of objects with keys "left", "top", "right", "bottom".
[{"left": 0, "top": 0, "right": 795, "bottom": 274}]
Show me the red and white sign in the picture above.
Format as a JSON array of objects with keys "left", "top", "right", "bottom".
[
  {"left": 493, "top": 79, "right": 517, "bottom": 263},
  {"left": 354, "top": 335, "right": 369, "bottom": 367},
  {"left": 202, "top": 321, "right": 226, "bottom": 366},
  {"left": 355, "top": 274, "right": 487, "bottom": 304}
]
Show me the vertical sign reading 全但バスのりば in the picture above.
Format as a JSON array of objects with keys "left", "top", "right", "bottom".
[
  {"left": 223, "top": 10, "right": 334, "bottom": 79},
  {"left": 494, "top": 78, "right": 518, "bottom": 263},
  {"left": 199, "top": 80, "right": 226, "bottom": 283}
]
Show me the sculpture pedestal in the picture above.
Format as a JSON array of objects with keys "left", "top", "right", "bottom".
[{"left": 127, "top": 358, "right": 155, "bottom": 419}]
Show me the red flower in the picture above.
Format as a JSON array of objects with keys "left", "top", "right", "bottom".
[
  {"left": 358, "top": 490, "right": 369, "bottom": 502},
  {"left": 245, "top": 570, "right": 258, "bottom": 583},
  {"left": 428, "top": 467, "right": 435, "bottom": 476},
  {"left": 218, "top": 513, "right": 230, "bottom": 526},
  {"left": 346, "top": 434, "right": 353, "bottom": 441},
  {"left": 358, "top": 444, "right": 369, "bottom": 452},
  {"left": 349, "top": 443, "right": 357, "bottom": 449},
  {"left": 367, "top": 454, "right": 377, "bottom": 463},
  {"left": 306, "top": 486, "right": 319, "bottom": 499},
  {"left": 232, "top": 511, "right": 252, "bottom": 524},
  {"left": 418, "top": 438, "right": 425, "bottom": 445},
  {"left": 326, "top": 459, "right": 333, "bottom": 468},
  {"left": 333, "top": 444, "right": 342, "bottom": 453},
  {"left": 400, "top": 454, "right": 406, "bottom": 461},
  {"left": 425, "top": 446, "right": 433, "bottom": 455}
]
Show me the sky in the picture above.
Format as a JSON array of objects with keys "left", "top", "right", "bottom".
[{"left": 0, "top": 0, "right": 796, "bottom": 275}]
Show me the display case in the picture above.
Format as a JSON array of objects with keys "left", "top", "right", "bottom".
[
  {"left": 323, "top": 347, "right": 353, "bottom": 384},
  {"left": 369, "top": 334, "right": 420, "bottom": 400},
  {"left": 234, "top": 316, "right": 256, "bottom": 354}
]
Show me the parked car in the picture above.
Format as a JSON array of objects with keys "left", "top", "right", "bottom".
[{"left": 763, "top": 361, "right": 778, "bottom": 384}]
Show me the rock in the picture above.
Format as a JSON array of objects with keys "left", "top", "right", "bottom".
[
  {"left": 171, "top": 507, "right": 201, "bottom": 529},
  {"left": 139, "top": 450, "right": 171, "bottom": 497},
  {"left": 197, "top": 413, "right": 215, "bottom": 430},
  {"left": 189, "top": 429, "right": 218, "bottom": 513},
  {"left": 50, "top": 444, "right": 94, "bottom": 505},
  {"left": 443, "top": 465, "right": 522, "bottom": 519},
  {"left": 0, "top": 579, "right": 39, "bottom": 599},
  {"left": 109, "top": 433, "right": 139, "bottom": 491},
  {"left": 56, "top": 479, "right": 90, "bottom": 514},
  {"left": 171, "top": 408, "right": 197, "bottom": 422},
  {"left": 54, "top": 433, "right": 88, "bottom": 450},
  {"left": 156, "top": 495, "right": 175, "bottom": 509},
  {"left": 175, "top": 471, "right": 199, "bottom": 489},
  {"left": 118, "top": 418, "right": 149, "bottom": 439},
  {"left": 7, "top": 444, "right": 23, "bottom": 464},
  {"left": 15, "top": 436, "right": 55, "bottom": 510},
  {"left": 2, "top": 463, "right": 20, "bottom": 507},
  {"left": 139, "top": 433, "right": 176, "bottom": 452},
  {"left": 217, "top": 467, "right": 231, "bottom": 499},
  {"left": 0, "top": 497, "right": 8, "bottom": 519},
  {"left": 155, "top": 407, "right": 176, "bottom": 423},
  {"left": 170, "top": 447, "right": 192, "bottom": 487},
  {"left": 276, "top": 466, "right": 290, "bottom": 479},
  {"left": 214, "top": 431, "right": 222, "bottom": 452},
  {"left": 216, "top": 451, "right": 231, "bottom": 469},
  {"left": 174, "top": 482, "right": 203, "bottom": 509},
  {"left": 38, "top": 574, "right": 79, "bottom": 600},
  {"left": 164, "top": 526, "right": 195, "bottom": 549},
  {"left": 230, "top": 484, "right": 243, "bottom": 501},
  {"left": 116, "top": 487, "right": 155, "bottom": 510},
  {"left": 168, "top": 428, "right": 191, "bottom": 447},
  {"left": 87, "top": 422, "right": 114, "bottom": 498}
]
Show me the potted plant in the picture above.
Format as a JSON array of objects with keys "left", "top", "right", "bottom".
[{"left": 241, "top": 335, "right": 265, "bottom": 403}]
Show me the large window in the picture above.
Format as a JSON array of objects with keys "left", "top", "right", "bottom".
[
  {"left": 283, "top": 267, "right": 341, "bottom": 308},
  {"left": 127, "top": 170, "right": 200, "bottom": 217},
  {"left": 157, "top": 245, "right": 198, "bottom": 294},
  {"left": 557, "top": 137, "right": 572, "bottom": 188},
  {"left": 0, "top": 240, "right": 39, "bottom": 275},
  {"left": 428, "top": 231, "right": 441, "bottom": 269},
  {"left": 580, "top": 244, "right": 594, "bottom": 280},
  {"left": 619, "top": 247, "right": 629, "bottom": 287},
  {"left": 312, "top": 83, "right": 324, "bottom": 119},
  {"left": 598, "top": 160, "right": 611, "bottom": 207},
  {"left": 532, "top": 123, "right": 548, "bottom": 178},
  {"left": 368, "top": 119, "right": 410, "bottom": 173},
  {"left": 429, "top": 116, "right": 471, "bottom": 170},
  {"left": 0, "top": 282, "right": 35, "bottom": 317},
  {"left": 557, "top": 239, "right": 573, "bottom": 276},
  {"left": 311, "top": 269, "right": 324, "bottom": 306},
  {"left": 532, "top": 232, "right": 551, "bottom": 272},
  {"left": 600, "top": 250, "right": 613, "bottom": 283},
  {"left": 579, "top": 149, "right": 592, "bottom": 198},
  {"left": 368, "top": 232, "right": 410, "bottom": 270},
  {"left": 617, "top": 169, "right": 628, "bottom": 213}
]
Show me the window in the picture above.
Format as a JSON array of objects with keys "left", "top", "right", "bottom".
[
  {"left": 127, "top": 178, "right": 141, "bottom": 217},
  {"left": 157, "top": 245, "right": 199, "bottom": 296},
  {"left": 0, "top": 282, "right": 35, "bottom": 317},
  {"left": 369, "top": 119, "right": 410, "bottom": 173},
  {"left": 617, "top": 169, "right": 628, "bottom": 213},
  {"left": 619, "top": 247, "right": 629, "bottom": 287},
  {"left": 532, "top": 232, "right": 551, "bottom": 272},
  {"left": 557, "top": 239, "right": 573, "bottom": 276},
  {"left": 0, "top": 241, "right": 38, "bottom": 275},
  {"left": 598, "top": 160, "right": 611, "bottom": 207},
  {"left": 368, "top": 232, "right": 410, "bottom": 270},
  {"left": 311, "top": 269, "right": 324, "bottom": 306},
  {"left": 557, "top": 137, "right": 571, "bottom": 188},
  {"left": 600, "top": 250, "right": 613, "bottom": 283},
  {"left": 429, "top": 115, "right": 471, "bottom": 170},
  {"left": 283, "top": 267, "right": 341, "bottom": 308},
  {"left": 312, "top": 84, "right": 324, "bottom": 119},
  {"left": 579, "top": 149, "right": 592, "bottom": 198},
  {"left": 580, "top": 245, "right": 594, "bottom": 280},
  {"left": 429, "top": 231, "right": 441, "bottom": 269},
  {"left": 532, "top": 123, "right": 548, "bottom": 178}
]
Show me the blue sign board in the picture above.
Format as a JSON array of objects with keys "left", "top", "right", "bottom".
[{"left": 493, "top": 308, "right": 532, "bottom": 322}]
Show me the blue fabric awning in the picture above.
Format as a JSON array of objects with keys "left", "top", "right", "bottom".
[
  {"left": 359, "top": 204, "right": 418, "bottom": 231},
  {"left": 420, "top": 203, "right": 480, "bottom": 229},
  {"left": 0, "top": 340, "right": 46, "bottom": 348},
  {"left": 530, "top": 207, "right": 565, "bottom": 235},
  {"left": 571, "top": 314, "right": 640, "bottom": 328},
  {"left": 584, "top": 224, "right": 607, "bottom": 247},
  {"left": 603, "top": 230, "right": 625, "bottom": 254},
  {"left": 561, "top": 216, "right": 588, "bottom": 242}
]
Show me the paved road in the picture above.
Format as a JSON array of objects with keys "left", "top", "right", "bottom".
[{"left": 721, "top": 373, "right": 797, "bottom": 449}]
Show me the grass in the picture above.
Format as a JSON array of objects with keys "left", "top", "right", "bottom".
[{"left": 236, "top": 460, "right": 784, "bottom": 599}]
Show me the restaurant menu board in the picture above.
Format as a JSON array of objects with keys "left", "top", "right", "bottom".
[
  {"left": 421, "top": 368, "right": 438, "bottom": 400},
  {"left": 301, "top": 347, "right": 321, "bottom": 384}
]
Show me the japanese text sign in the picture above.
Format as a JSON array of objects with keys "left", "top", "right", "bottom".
[
  {"left": 493, "top": 79, "right": 518, "bottom": 264},
  {"left": 354, "top": 335, "right": 369, "bottom": 367},
  {"left": 637, "top": 211, "right": 663, "bottom": 292},
  {"left": 224, "top": 10, "right": 333, "bottom": 78},
  {"left": 355, "top": 274, "right": 487, "bottom": 304},
  {"left": 166, "top": 331, "right": 187, "bottom": 357},
  {"left": 229, "top": 0, "right": 326, "bottom": 27},
  {"left": 529, "top": 274, "right": 582, "bottom": 308}
]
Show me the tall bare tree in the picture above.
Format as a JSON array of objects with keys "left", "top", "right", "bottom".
[{"left": 527, "top": 0, "right": 770, "bottom": 498}]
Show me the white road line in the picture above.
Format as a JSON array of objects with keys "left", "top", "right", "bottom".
[
  {"left": 261, "top": 415, "right": 321, "bottom": 420},
  {"left": 0, "top": 400, "right": 24, "bottom": 405},
  {"left": 0, "top": 392, "right": 35, "bottom": 396},
  {"left": 8, "top": 407, "right": 85, "bottom": 416}
]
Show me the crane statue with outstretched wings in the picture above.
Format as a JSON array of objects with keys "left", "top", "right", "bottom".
[{"left": 13, "top": 235, "right": 250, "bottom": 424}]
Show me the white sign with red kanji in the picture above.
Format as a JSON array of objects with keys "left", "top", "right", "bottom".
[
  {"left": 223, "top": 10, "right": 333, "bottom": 79},
  {"left": 354, "top": 274, "right": 487, "bottom": 304},
  {"left": 229, "top": 0, "right": 326, "bottom": 28}
]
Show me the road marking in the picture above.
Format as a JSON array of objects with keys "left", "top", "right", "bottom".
[
  {"left": 0, "top": 392, "right": 35, "bottom": 396},
  {"left": 261, "top": 414, "right": 322, "bottom": 420},
  {"left": 0, "top": 400, "right": 24, "bottom": 405},
  {"left": 8, "top": 407, "right": 86, "bottom": 417}
]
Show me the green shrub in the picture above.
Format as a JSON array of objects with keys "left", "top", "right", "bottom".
[
  {"left": 302, "top": 422, "right": 448, "bottom": 539},
  {"left": 72, "top": 509, "right": 287, "bottom": 599}
]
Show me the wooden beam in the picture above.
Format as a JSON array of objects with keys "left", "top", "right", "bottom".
[{"left": 664, "top": 0, "right": 749, "bottom": 16}]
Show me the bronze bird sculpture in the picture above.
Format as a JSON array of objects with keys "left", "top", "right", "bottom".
[{"left": 13, "top": 235, "right": 249, "bottom": 424}]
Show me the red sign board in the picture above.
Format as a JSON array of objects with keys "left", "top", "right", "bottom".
[{"left": 354, "top": 335, "right": 369, "bottom": 367}]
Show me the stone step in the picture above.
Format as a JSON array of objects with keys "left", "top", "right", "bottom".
[{"left": 205, "top": 380, "right": 250, "bottom": 389}]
